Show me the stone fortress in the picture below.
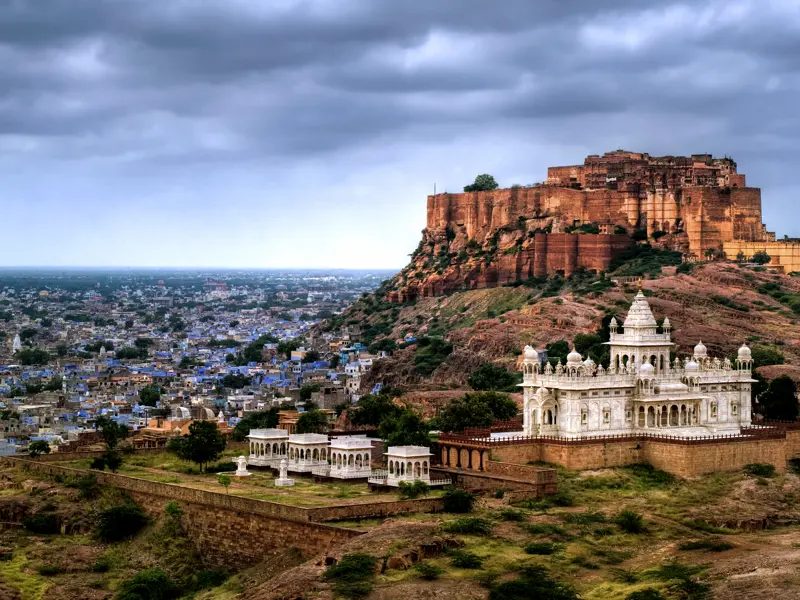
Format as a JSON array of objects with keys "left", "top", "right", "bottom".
[
  {"left": 391, "top": 150, "right": 799, "bottom": 301},
  {"left": 521, "top": 287, "right": 754, "bottom": 438}
]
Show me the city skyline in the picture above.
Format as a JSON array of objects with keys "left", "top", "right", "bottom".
[{"left": 2, "top": 0, "right": 800, "bottom": 268}]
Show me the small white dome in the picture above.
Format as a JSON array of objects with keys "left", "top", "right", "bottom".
[
  {"left": 693, "top": 341, "right": 707, "bottom": 358},
  {"left": 567, "top": 348, "right": 582, "bottom": 366},
  {"left": 609, "top": 317, "right": 618, "bottom": 327},
  {"left": 639, "top": 362, "right": 655, "bottom": 376},
  {"left": 737, "top": 344, "right": 752, "bottom": 361},
  {"left": 662, "top": 317, "right": 671, "bottom": 328},
  {"left": 685, "top": 360, "right": 699, "bottom": 372},
  {"left": 583, "top": 357, "right": 595, "bottom": 367},
  {"left": 523, "top": 345, "right": 539, "bottom": 361}
]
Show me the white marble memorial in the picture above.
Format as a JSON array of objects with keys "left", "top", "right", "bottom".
[
  {"left": 274, "top": 459, "right": 295, "bottom": 487},
  {"left": 234, "top": 455, "right": 251, "bottom": 478}
]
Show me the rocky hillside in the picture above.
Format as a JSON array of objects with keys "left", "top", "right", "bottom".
[{"left": 322, "top": 261, "right": 800, "bottom": 393}]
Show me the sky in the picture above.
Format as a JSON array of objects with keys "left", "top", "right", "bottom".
[{"left": 2, "top": 0, "right": 800, "bottom": 269}]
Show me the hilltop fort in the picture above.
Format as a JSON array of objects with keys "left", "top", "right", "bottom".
[{"left": 389, "top": 150, "right": 797, "bottom": 301}]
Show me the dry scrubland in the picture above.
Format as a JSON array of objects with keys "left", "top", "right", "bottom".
[{"left": 3, "top": 457, "right": 800, "bottom": 599}]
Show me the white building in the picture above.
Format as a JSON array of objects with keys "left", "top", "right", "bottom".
[
  {"left": 312, "top": 436, "right": 374, "bottom": 479},
  {"left": 248, "top": 428, "right": 289, "bottom": 467},
  {"left": 368, "top": 445, "right": 451, "bottom": 487},
  {"left": 287, "top": 433, "right": 329, "bottom": 473},
  {"left": 521, "top": 289, "right": 755, "bottom": 438}
]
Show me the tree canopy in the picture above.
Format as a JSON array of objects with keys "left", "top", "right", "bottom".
[
  {"left": 435, "top": 392, "right": 518, "bottom": 433},
  {"left": 377, "top": 409, "right": 430, "bottom": 447},
  {"left": 759, "top": 375, "right": 799, "bottom": 421},
  {"left": 138, "top": 385, "right": 161, "bottom": 407},
  {"left": 28, "top": 440, "right": 51, "bottom": 458},
  {"left": 296, "top": 409, "right": 329, "bottom": 434},
  {"left": 170, "top": 421, "right": 227, "bottom": 472},
  {"left": 349, "top": 393, "right": 402, "bottom": 427},
  {"left": 230, "top": 408, "right": 279, "bottom": 441},
  {"left": 468, "top": 363, "right": 521, "bottom": 392},
  {"left": 95, "top": 415, "right": 130, "bottom": 450},
  {"left": 463, "top": 174, "right": 499, "bottom": 192}
]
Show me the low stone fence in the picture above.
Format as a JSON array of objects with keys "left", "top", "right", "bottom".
[{"left": 306, "top": 498, "right": 444, "bottom": 522}]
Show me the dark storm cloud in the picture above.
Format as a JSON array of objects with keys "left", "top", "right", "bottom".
[{"left": 0, "top": 0, "right": 798, "bottom": 179}]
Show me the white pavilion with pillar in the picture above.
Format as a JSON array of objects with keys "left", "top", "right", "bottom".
[
  {"left": 287, "top": 433, "right": 329, "bottom": 473},
  {"left": 247, "top": 428, "right": 289, "bottom": 468},
  {"left": 312, "top": 436, "right": 374, "bottom": 479}
]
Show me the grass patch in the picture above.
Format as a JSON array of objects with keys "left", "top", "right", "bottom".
[{"left": 0, "top": 553, "right": 50, "bottom": 600}]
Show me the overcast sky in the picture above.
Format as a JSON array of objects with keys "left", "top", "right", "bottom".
[{"left": 2, "top": 0, "right": 799, "bottom": 269}]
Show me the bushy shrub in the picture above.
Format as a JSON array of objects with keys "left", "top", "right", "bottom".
[
  {"left": 90, "top": 456, "right": 107, "bottom": 471},
  {"left": 69, "top": 474, "right": 101, "bottom": 500},
  {"left": 524, "top": 542, "right": 558, "bottom": 555},
  {"left": 449, "top": 549, "right": 484, "bottom": 569},
  {"left": 22, "top": 513, "right": 59, "bottom": 534},
  {"left": 414, "top": 562, "right": 444, "bottom": 580},
  {"left": 442, "top": 488, "right": 476, "bottom": 513},
  {"left": 36, "top": 564, "right": 65, "bottom": 576},
  {"left": 116, "top": 568, "right": 179, "bottom": 600},
  {"left": 496, "top": 508, "right": 527, "bottom": 522},
  {"left": 488, "top": 565, "right": 577, "bottom": 600},
  {"left": 398, "top": 480, "right": 430, "bottom": 500},
  {"left": 442, "top": 517, "right": 493, "bottom": 535},
  {"left": 96, "top": 503, "right": 148, "bottom": 542},
  {"left": 323, "top": 553, "right": 378, "bottom": 599},
  {"left": 413, "top": 337, "right": 453, "bottom": 376},
  {"left": 90, "top": 558, "right": 111, "bottom": 573},
  {"left": 678, "top": 539, "right": 735, "bottom": 552},
  {"left": 615, "top": 510, "right": 646, "bottom": 534},
  {"left": 744, "top": 463, "right": 776, "bottom": 478},
  {"left": 559, "top": 511, "right": 607, "bottom": 525}
]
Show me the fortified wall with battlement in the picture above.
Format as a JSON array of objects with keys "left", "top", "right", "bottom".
[{"left": 389, "top": 150, "right": 780, "bottom": 300}]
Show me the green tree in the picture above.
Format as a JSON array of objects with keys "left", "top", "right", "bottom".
[
  {"left": 750, "top": 346, "right": 785, "bottom": 369},
  {"left": 302, "top": 350, "right": 321, "bottom": 363},
  {"left": 378, "top": 409, "right": 430, "bottom": 446},
  {"left": 468, "top": 363, "right": 521, "bottom": 392},
  {"left": 134, "top": 337, "right": 153, "bottom": 349},
  {"left": 218, "top": 474, "right": 232, "bottom": 494},
  {"left": 296, "top": 409, "right": 329, "bottom": 434},
  {"left": 368, "top": 338, "right": 397, "bottom": 355},
  {"left": 221, "top": 373, "right": 251, "bottom": 389},
  {"left": 44, "top": 376, "right": 63, "bottom": 392},
  {"left": 350, "top": 393, "right": 402, "bottom": 427},
  {"left": 172, "top": 421, "right": 227, "bottom": 472},
  {"left": 751, "top": 250, "right": 771, "bottom": 265},
  {"left": 14, "top": 348, "right": 50, "bottom": 365},
  {"left": 299, "top": 382, "right": 323, "bottom": 402},
  {"left": 330, "top": 355, "right": 341, "bottom": 369},
  {"left": 95, "top": 415, "right": 129, "bottom": 450},
  {"left": 28, "top": 440, "right": 51, "bottom": 458},
  {"left": 435, "top": 392, "right": 518, "bottom": 433},
  {"left": 231, "top": 408, "right": 279, "bottom": 441},
  {"left": 277, "top": 338, "right": 303, "bottom": 360},
  {"left": 138, "top": 385, "right": 161, "bottom": 407},
  {"left": 463, "top": 174, "right": 499, "bottom": 192},
  {"left": 760, "top": 376, "right": 799, "bottom": 421}
]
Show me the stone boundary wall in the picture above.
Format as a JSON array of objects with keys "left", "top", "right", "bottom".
[
  {"left": 432, "top": 467, "right": 557, "bottom": 498},
  {"left": 487, "top": 435, "right": 794, "bottom": 476},
  {"left": 307, "top": 498, "right": 444, "bottom": 522},
  {"left": 483, "top": 460, "right": 558, "bottom": 484},
  {"left": 30, "top": 442, "right": 249, "bottom": 463}
]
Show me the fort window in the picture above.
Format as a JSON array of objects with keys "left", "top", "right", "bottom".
[
  {"left": 710, "top": 403, "right": 718, "bottom": 418},
  {"left": 603, "top": 410, "right": 610, "bottom": 424},
  {"left": 581, "top": 411, "right": 588, "bottom": 425},
  {"left": 731, "top": 403, "right": 738, "bottom": 416}
]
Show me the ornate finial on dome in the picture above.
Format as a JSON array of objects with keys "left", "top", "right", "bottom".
[
  {"left": 567, "top": 347, "right": 582, "bottom": 366},
  {"left": 637, "top": 276, "right": 644, "bottom": 292},
  {"left": 693, "top": 340, "right": 708, "bottom": 359}
]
